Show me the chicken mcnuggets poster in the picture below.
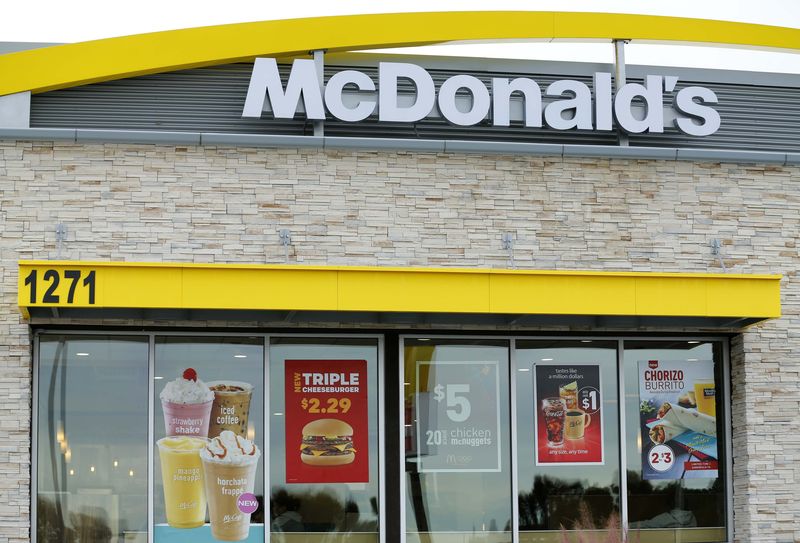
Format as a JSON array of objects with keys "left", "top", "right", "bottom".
[{"left": 285, "top": 360, "right": 369, "bottom": 483}]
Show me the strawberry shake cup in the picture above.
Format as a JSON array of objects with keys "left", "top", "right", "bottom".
[{"left": 160, "top": 368, "right": 214, "bottom": 437}]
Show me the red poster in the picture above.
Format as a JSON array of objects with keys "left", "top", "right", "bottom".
[
  {"left": 284, "top": 360, "right": 369, "bottom": 483},
  {"left": 534, "top": 364, "right": 604, "bottom": 465}
]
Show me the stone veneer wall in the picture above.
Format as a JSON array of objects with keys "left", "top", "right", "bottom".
[{"left": 0, "top": 141, "right": 797, "bottom": 542}]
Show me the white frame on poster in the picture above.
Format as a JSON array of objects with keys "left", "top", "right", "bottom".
[
  {"left": 414, "top": 359, "right": 503, "bottom": 473},
  {"left": 532, "top": 361, "right": 605, "bottom": 467}
]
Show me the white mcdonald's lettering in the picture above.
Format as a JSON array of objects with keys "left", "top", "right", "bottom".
[{"left": 242, "top": 58, "right": 721, "bottom": 137}]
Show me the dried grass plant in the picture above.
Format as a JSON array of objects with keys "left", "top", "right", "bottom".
[{"left": 559, "top": 502, "right": 637, "bottom": 543}]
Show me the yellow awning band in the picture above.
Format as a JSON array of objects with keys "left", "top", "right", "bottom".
[
  {"left": 17, "top": 261, "right": 781, "bottom": 320},
  {"left": 3, "top": 11, "right": 800, "bottom": 96}
]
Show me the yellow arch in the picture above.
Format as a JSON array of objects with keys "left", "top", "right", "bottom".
[{"left": 2, "top": 11, "right": 800, "bottom": 97}]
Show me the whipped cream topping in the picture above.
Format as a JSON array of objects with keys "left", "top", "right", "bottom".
[
  {"left": 201, "top": 430, "right": 260, "bottom": 465},
  {"left": 160, "top": 373, "right": 214, "bottom": 404}
]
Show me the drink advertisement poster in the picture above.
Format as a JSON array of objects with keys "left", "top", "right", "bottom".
[
  {"left": 284, "top": 360, "right": 369, "bottom": 484},
  {"left": 638, "top": 360, "right": 718, "bottom": 480},
  {"left": 534, "top": 364, "right": 604, "bottom": 465},
  {"left": 155, "top": 366, "right": 262, "bottom": 542},
  {"left": 415, "top": 361, "right": 501, "bottom": 472}
]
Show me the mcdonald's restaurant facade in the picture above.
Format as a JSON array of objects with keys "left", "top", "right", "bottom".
[{"left": 1, "top": 11, "right": 798, "bottom": 543}]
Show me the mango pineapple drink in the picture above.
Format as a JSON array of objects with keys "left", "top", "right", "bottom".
[{"left": 157, "top": 436, "right": 209, "bottom": 528}]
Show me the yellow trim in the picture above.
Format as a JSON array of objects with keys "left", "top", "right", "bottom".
[
  {"left": 17, "top": 260, "right": 781, "bottom": 319},
  {"left": 2, "top": 12, "right": 800, "bottom": 96}
]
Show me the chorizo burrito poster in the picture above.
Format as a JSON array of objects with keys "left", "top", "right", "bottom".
[
  {"left": 638, "top": 359, "right": 718, "bottom": 480},
  {"left": 534, "top": 364, "right": 604, "bottom": 465},
  {"left": 284, "top": 360, "right": 369, "bottom": 484}
]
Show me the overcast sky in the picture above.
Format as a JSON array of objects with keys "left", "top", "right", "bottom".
[{"left": 5, "top": 0, "right": 800, "bottom": 73}]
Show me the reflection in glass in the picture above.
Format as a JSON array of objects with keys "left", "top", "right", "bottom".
[
  {"left": 515, "top": 340, "right": 620, "bottom": 541},
  {"left": 269, "top": 338, "right": 380, "bottom": 543},
  {"left": 404, "top": 338, "right": 511, "bottom": 543},
  {"left": 624, "top": 340, "right": 727, "bottom": 542},
  {"left": 37, "top": 335, "right": 149, "bottom": 543}
]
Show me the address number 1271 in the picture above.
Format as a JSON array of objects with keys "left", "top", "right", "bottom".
[{"left": 24, "top": 269, "right": 96, "bottom": 304}]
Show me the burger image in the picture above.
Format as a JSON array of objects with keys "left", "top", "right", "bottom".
[{"left": 300, "top": 418, "right": 356, "bottom": 466}]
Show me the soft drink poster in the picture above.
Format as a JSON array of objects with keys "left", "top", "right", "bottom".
[{"left": 534, "top": 364, "right": 604, "bottom": 465}]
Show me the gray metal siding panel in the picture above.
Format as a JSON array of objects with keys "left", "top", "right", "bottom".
[{"left": 29, "top": 62, "right": 800, "bottom": 153}]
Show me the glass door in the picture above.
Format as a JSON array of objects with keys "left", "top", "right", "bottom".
[
  {"left": 269, "top": 337, "right": 382, "bottom": 543},
  {"left": 402, "top": 337, "right": 512, "bottom": 543},
  {"left": 514, "top": 339, "right": 620, "bottom": 542}
]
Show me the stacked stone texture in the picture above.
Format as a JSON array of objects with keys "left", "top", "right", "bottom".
[{"left": 0, "top": 141, "right": 797, "bottom": 541}]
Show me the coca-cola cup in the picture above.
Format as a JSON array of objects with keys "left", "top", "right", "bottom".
[{"left": 542, "top": 397, "right": 566, "bottom": 447}]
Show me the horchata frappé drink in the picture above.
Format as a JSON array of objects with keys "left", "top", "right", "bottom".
[
  {"left": 201, "top": 430, "right": 261, "bottom": 541},
  {"left": 206, "top": 381, "right": 253, "bottom": 438},
  {"left": 157, "top": 436, "right": 208, "bottom": 528},
  {"left": 160, "top": 368, "right": 214, "bottom": 437}
]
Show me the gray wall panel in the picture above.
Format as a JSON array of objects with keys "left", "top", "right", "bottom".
[{"left": 30, "top": 61, "right": 800, "bottom": 153}]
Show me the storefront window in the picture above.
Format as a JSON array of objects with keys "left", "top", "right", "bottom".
[
  {"left": 403, "top": 338, "right": 512, "bottom": 543},
  {"left": 37, "top": 335, "right": 149, "bottom": 543},
  {"left": 34, "top": 332, "right": 731, "bottom": 543},
  {"left": 269, "top": 337, "right": 380, "bottom": 543},
  {"left": 515, "top": 340, "right": 620, "bottom": 542},
  {"left": 623, "top": 340, "right": 727, "bottom": 542},
  {"left": 154, "top": 336, "right": 265, "bottom": 543}
]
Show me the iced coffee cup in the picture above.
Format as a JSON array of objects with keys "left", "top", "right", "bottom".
[
  {"left": 160, "top": 368, "right": 214, "bottom": 437},
  {"left": 207, "top": 381, "right": 253, "bottom": 438},
  {"left": 201, "top": 430, "right": 261, "bottom": 541},
  {"left": 157, "top": 436, "right": 209, "bottom": 529}
]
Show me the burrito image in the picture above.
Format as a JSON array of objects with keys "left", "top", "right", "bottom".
[
  {"left": 656, "top": 402, "right": 716, "bottom": 437},
  {"left": 649, "top": 421, "right": 685, "bottom": 445},
  {"left": 677, "top": 390, "right": 697, "bottom": 409}
]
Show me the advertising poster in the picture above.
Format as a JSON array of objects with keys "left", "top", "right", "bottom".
[
  {"left": 534, "top": 364, "right": 604, "bottom": 465},
  {"left": 155, "top": 366, "right": 262, "bottom": 542},
  {"left": 638, "top": 359, "right": 719, "bottom": 480},
  {"left": 284, "top": 359, "right": 369, "bottom": 484},
  {"left": 415, "top": 361, "right": 501, "bottom": 472}
]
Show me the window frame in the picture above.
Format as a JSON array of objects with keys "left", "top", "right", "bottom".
[
  {"left": 32, "top": 331, "right": 385, "bottom": 543},
  {"left": 398, "top": 334, "right": 733, "bottom": 543},
  {"left": 31, "top": 330, "right": 732, "bottom": 543}
]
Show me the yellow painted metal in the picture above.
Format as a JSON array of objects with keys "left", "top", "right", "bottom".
[
  {"left": 180, "top": 267, "right": 339, "bottom": 311},
  {"left": 338, "top": 270, "right": 490, "bottom": 313},
  {"left": 490, "top": 273, "right": 638, "bottom": 315},
  {"left": 18, "top": 263, "right": 100, "bottom": 306},
  {"left": 17, "top": 261, "right": 781, "bottom": 320},
  {"left": 2, "top": 12, "right": 800, "bottom": 96}
]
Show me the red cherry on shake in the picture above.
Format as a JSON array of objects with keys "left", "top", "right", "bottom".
[{"left": 182, "top": 368, "right": 198, "bottom": 381}]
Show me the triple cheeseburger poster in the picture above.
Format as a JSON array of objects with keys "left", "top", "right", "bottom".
[{"left": 284, "top": 360, "right": 369, "bottom": 483}]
